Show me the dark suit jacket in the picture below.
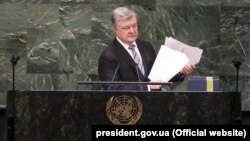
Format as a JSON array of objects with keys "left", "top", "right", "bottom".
[{"left": 98, "top": 38, "right": 184, "bottom": 91}]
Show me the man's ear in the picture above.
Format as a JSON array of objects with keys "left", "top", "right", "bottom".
[{"left": 113, "top": 27, "right": 117, "bottom": 33}]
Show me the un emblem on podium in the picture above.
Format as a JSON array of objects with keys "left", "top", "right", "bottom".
[{"left": 106, "top": 95, "right": 143, "bottom": 125}]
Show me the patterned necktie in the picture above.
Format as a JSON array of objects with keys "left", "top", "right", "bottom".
[{"left": 129, "top": 45, "right": 145, "bottom": 75}]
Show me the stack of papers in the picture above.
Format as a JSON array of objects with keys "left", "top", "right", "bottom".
[
  {"left": 148, "top": 45, "right": 189, "bottom": 82},
  {"left": 165, "top": 37, "right": 203, "bottom": 64},
  {"left": 148, "top": 37, "right": 203, "bottom": 82}
]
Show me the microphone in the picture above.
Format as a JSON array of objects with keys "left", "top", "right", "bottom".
[
  {"left": 108, "top": 64, "right": 120, "bottom": 90},
  {"left": 135, "top": 64, "right": 143, "bottom": 91},
  {"left": 10, "top": 55, "right": 20, "bottom": 66},
  {"left": 135, "top": 64, "right": 141, "bottom": 82}
]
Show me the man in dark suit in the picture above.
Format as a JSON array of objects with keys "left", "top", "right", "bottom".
[{"left": 98, "top": 6, "right": 195, "bottom": 91}]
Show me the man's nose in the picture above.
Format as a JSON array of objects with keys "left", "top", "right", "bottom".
[{"left": 128, "top": 26, "right": 136, "bottom": 33}]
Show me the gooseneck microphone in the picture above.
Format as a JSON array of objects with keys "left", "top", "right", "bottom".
[
  {"left": 135, "top": 64, "right": 141, "bottom": 82},
  {"left": 135, "top": 64, "right": 143, "bottom": 91},
  {"left": 108, "top": 64, "right": 120, "bottom": 90}
]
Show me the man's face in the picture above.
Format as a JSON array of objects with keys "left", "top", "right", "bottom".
[{"left": 114, "top": 17, "right": 138, "bottom": 45}]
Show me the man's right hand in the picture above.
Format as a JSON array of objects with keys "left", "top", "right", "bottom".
[{"left": 149, "top": 80, "right": 162, "bottom": 91}]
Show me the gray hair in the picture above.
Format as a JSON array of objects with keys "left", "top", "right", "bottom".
[{"left": 111, "top": 6, "right": 137, "bottom": 28}]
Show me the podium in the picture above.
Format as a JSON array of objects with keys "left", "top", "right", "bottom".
[{"left": 6, "top": 91, "right": 241, "bottom": 141}]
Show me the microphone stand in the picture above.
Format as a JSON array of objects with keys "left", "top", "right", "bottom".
[
  {"left": 232, "top": 19, "right": 243, "bottom": 124},
  {"left": 232, "top": 59, "right": 242, "bottom": 125},
  {"left": 232, "top": 60, "right": 241, "bottom": 92},
  {"left": 8, "top": 55, "right": 19, "bottom": 141},
  {"left": 135, "top": 65, "right": 143, "bottom": 91}
]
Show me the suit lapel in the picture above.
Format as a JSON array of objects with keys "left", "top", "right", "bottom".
[
  {"left": 112, "top": 39, "right": 148, "bottom": 80},
  {"left": 112, "top": 39, "right": 137, "bottom": 71}
]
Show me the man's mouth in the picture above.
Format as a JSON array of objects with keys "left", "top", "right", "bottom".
[{"left": 128, "top": 35, "right": 136, "bottom": 38}]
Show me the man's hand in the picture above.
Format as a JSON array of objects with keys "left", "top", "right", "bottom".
[
  {"left": 149, "top": 80, "right": 162, "bottom": 91},
  {"left": 180, "top": 64, "right": 196, "bottom": 75}
]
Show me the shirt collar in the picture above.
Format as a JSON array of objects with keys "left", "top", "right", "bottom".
[{"left": 116, "top": 37, "right": 137, "bottom": 49}]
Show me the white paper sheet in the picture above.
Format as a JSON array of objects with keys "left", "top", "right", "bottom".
[
  {"left": 148, "top": 45, "right": 189, "bottom": 82},
  {"left": 165, "top": 37, "right": 203, "bottom": 64}
]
